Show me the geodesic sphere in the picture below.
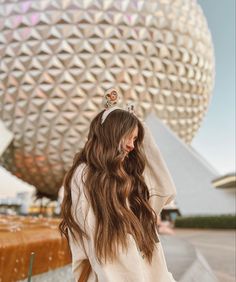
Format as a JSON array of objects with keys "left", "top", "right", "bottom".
[{"left": 0, "top": 0, "right": 214, "bottom": 196}]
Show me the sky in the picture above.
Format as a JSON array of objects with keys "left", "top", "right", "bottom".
[
  {"left": 0, "top": 0, "right": 235, "bottom": 197},
  {"left": 191, "top": 0, "right": 235, "bottom": 174}
]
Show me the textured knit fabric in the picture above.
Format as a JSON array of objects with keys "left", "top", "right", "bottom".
[{"left": 68, "top": 122, "right": 177, "bottom": 282}]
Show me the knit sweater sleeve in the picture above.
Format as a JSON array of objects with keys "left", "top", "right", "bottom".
[{"left": 142, "top": 122, "right": 177, "bottom": 216}]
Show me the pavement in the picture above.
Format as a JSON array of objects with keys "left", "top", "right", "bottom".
[
  {"left": 174, "top": 229, "right": 236, "bottom": 282},
  {"left": 161, "top": 234, "right": 217, "bottom": 281}
]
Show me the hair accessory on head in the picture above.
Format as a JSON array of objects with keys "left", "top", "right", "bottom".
[
  {"left": 101, "top": 88, "right": 136, "bottom": 124},
  {"left": 104, "top": 88, "right": 119, "bottom": 109},
  {"left": 101, "top": 105, "right": 120, "bottom": 124},
  {"left": 101, "top": 88, "right": 120, "bottom": 124},
  {"left": 126, "top": 103, "right": 135, "bottom": 114}
]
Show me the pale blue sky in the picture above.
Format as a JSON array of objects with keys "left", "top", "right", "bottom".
[{"left": 192, "top": 0, "right": 235, "bottom": 174}]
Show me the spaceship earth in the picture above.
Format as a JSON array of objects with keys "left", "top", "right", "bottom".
[{"left": 0, "top": 0, "right": 215, "bottom": 196}]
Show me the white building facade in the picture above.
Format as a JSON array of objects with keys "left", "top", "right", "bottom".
[{"left": 146, "top": 113, "right": 236, "bottom": 216}]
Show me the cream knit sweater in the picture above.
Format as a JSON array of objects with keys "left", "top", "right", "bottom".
[{"left": 68, "top": 122, "right": 177, "bottom": 282}]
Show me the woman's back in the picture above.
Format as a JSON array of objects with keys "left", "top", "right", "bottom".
[
  {"left": 60, "top": 89, "right": 177, "bottom": 281},
  {"left": 69, "top": 162, "right": 176, "bottom": 282}
]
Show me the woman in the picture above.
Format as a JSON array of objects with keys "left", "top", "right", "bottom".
[{"left": 59, "top": 89, "right": 177, "bottom": 282}]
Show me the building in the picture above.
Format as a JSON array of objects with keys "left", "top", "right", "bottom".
[
  {"left": 146, "top": 113, "right": 236, "bottom": 216},
  {"left": 212, "top": 173, "right": 236, "bottom": 189}
]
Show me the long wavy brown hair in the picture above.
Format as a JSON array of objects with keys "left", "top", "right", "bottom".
[{"left": 59, "top": 109, "right": 158, "bottom": 263}]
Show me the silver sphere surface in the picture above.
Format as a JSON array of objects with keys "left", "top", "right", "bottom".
[{"left": 0, "top": 0, "right": 215, "bottom": 195}]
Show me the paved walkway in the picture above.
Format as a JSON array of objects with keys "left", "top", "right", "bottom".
[
  {"left": 161, "top": 233, "right": 217, "bottom": 281},
  {"left": 173, "top": 228, "right": 236, "bottom": 282}
]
